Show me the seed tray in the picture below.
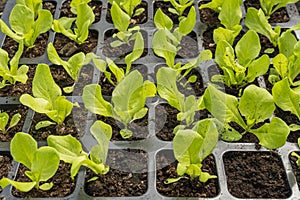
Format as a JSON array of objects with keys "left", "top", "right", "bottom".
[{"left": 1, "top": 0, "right": 300, "bottom": 199}]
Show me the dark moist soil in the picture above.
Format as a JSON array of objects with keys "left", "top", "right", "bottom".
[
  {"left": 59, "top": 0, "right": 102, "bottom": 23},
  {"left": 155, "top": 104, "right": 209, "bottom": 141},
  {"left": 153, "top": 1, "right": 191, "bottom": 24},
  {"left": 0, "top": 154, "right": 12, "bottom": 193},
  {"left": 223, "top": 151, "right": 291, "bottom": 198},
  {"left": 29, "top": 106, "right": 87, "bottom": 140},
  {"left": 156, "top": 150, "right": 219, "bottom": 197},
  {"left": 0, "top": 65, "right": 34, "bottom": 97},
  {"left": 1, "top": 2, "right": 56, "bottom": 58},
  {"left": 0, "top": 104, "right": 28, "bottom": 142},
  {"left": 274, "top": 107, "right": 300, "bottom": 143},
  {"left": 244, "top": 0, "right": 290, "bottom": 23},
  {"left": 106, "top": 1, "right": 147, "bottom": 24},
  {"left": 198, "top": 2, "right": 221, "bottom": 27},
  {"left": 0, "top": 0, "right": 7, "bottom": 18},
  {"left": 12, "top": 162, "right": 76, "bottom": 198},
  {"left": 289, "top": 152, "right": 300, "bottom": 190},
  {"left": 258, "top": 34, "right": 279, "bottom": 58},
  {"left": 97, "top": 112, "right": 149, "bottom": 141},
  {"left": 98, "top": 64, "right": 147, "bottom": 96},
  {"left": 53, "top": 30, "right": 98, "bottom": 57},
  {"left": 102, "top": 29, "right": 148, "bottom": 58},
  {"left": 207, "top": 65, "right": 261, "bottom": 97},
  {"left": 177, "top": 31, "right": 199, "bottom": 58},
  {"left": 85, "top": 149, "right": 148, "bottom": 197}
]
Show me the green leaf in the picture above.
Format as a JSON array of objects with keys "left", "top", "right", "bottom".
[
  {"left": 246, "top": 54, "right": 270, "bottom": 83},
  {"left": 272, "top": 53, "right": 288, "bottom": 79},
  {"left": 120, "top": 128, "right": 133, "bottom": 138},
  {"left": 199, "top": 0, "right": 223, "bottom": 12},
  {"left": 0, "top": 20, "right": 23, "bottom": 43},
  {"left": 178, "top": 6, "right": 196, "bottom": 35},
  {"left": 39, "top": 182, "right": 53, "bottom": 191},
  {"left": 47, "top": 42, "right": 68, "bottom": 68},
  {"left": 199, "top": 171, "right": 217, "bottom": 183},
  {"left": 31, "top": 146, "right": 59, "bottom": 183},
  {"left": 272, "top": 78, "right": 300, "bottom": 120},
  {"left": 154, "top": 8, "right": 173, "bottom": 30},
  {"left": 235, "top": 30, "right": 260, "bottom": 66},
  {"left": 122, "top": 0, "right": 141, "bottom": 17},
  {"left": 8, "top": 113, "right": 21, "bottom": 129},
  {"left": 49, "top": 96, "right": 73, "bottom": 124},
  {"left": 20, "top": 94, "right": 52, "bottom": 114},
  {"left": 90, "top": 120, "right": 112, "bottom": 164},
  {"left": 239, "top": 85, "right": 275, "bottom": 125},
  {"left": 10, "top": 5, "right": 34, "bottom": 35},
  {"left": 218, "top": 0, "right": 242, "bottom": 30},
  {"left": 75, "top": 2, "right": 94, "bottom": 43},
  {"left": 0, "top": 112, "right": 9, "bottom": 133},
  {"left": 125, "top": 31, "right": 144, "bottom": 73},
  {"left": 35, "top": 120, "right": 56, "bottom": 130},
  {"left": 289, "top": 124, "right": 300, "bottom": 131},
  {"left": 251, "top": 117, "right": 289, "bottom": 149},
  {"left": 11, "top": 132, "right": 37, "bottom": 169},
  {"left": 82, "top": 84, "right": 114, "bottom": 117},
  {"left": 278, "top": 31, "right": 298, "bottom": 58},
  {"left": 106, "top": 58, "right": 125, "bottom": 83},
  {"left": 111, "top": 1, "right": 130, "bottom": 32},
  {"left": 0, "top": 178, "right": 36, "bottom": 192},
  {"left": 164, "top": 177, "right": 182, "bottom": 184}
]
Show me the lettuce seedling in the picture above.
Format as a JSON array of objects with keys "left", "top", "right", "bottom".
[
  {"left": 213, "top": 0, "right": 242, "bottom": 45},
  {"left": 0, "top": 4, "right": 52, "bottom": 48},
  {"left": 157, "top": 67, "right": 203, "bottom": 129},
  {"left": 47, "top": 42, "right": 103, "bottom": 93},
  {"left": 108, "top": 0, "right": 144, "bottom": 17},
  {"left": 109, "top": 1, "right": 142, "bottom": 48},
  {"left": 0, "top": 111, "right": 21, "bottom": 135},
  {"left": 47, "top": 120, "right": 111, "bottom": 180},
  {"left": 83, "top": 70, "right": 156, "bottom": 139},
  {"left": 291, "top": 138, "right": 300, "bottom": 166},
  {"left": 272, "top": 78, "right": 300, "bottom": 131},
  {"left": 203, "top": 84, "right": 290, "bottom": 149},
  {"left": 0, "top": 132, "right": 60, "bottom": 192},
  {"left": 20, "top": 64, "right": 75, "bottom": 126},
  {"left": 95, "top": 32, "right": 144, "bottom": 86},
  {"left": 213, "top": 30, "right": 270, "bottom": 89},
  {"left": 165, "top": 118, "right": 218, "bottom": 184},
  {"left": 0, "top": 42, "right": 29, "bottom": 88},
  {"left": 52, "top": 2, "right": 94, "bottom": 44},
  {"left": 16, "top": 0, "right": 42, "bottom": 18},
  {"left": 259, "top": 0, "right": 298, "bottom": 18},
  {"left": 70, "top": 0, "right": 91, "bottom": 14},
  {"left": 198, "top": 0, "right": 223, "bottom": 12},
  {"left": 245, "top": 8, "right": 300, "bottom": 48},
  {"left": 268, "top": 39, "right": 300, "bottom": 86},
  {"left": 164, "top": 0, "right": 193, "bottom": 17}
]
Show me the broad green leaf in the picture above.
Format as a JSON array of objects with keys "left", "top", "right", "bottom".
[
  {"left": 272, "top": 53, "right": 288, "bottom": 79},
  {"left": 35, "top": 120, "right": 55, "bottom": 130},
  {"left": 213, "top": 27, "right": 237, "bottom": 45},
  {"left": 90, "top": 120, "right": 112, "bottom": 164},
  {"left": 125, "top": 31, "right": 144, "bottom": 73},
  {"left": 289, "top": 124, "right": 300, "bottom": 131},
  {"left": 154, "top": 8, "right": 173, "bottom": 30},
  {"left": 111, "top": 1, "right": 130, "bottom": 32},
  {"left": 203, "top": 84, "right": 246, "bottom": 129},
  {"left": 32, "top": 64, "right": 62, "bottom": 104},
  {"left": 178, "top": 6, "right": 196, "bottom": 35},
  {"left": 31, "top": 9, "right": 52, "bottom": 47},
  {"left": 20, "top": 94, "right": 52, "bottom": 114},
  {"left": 31, "top": 146, "right": 59, "bottom": 182},
  {"left": 49, "top": 96, "right": 73, "bottom": 124},
  {"left": 278, "top": 31, "right": 298, "bottom": 58},
  {"left": 67, "top": 52, "right": 85, "bottom": 80},
  {"left": 47, "top": 134, "right": 86, "bottom": 163},
  {"left": 47, "top": 42, "right": 68, "bottom": 67},
  {"left": 82, "top": 84, "right": 114, "bottom": 117},
  {"left": 0, "top": 178, "right": 36, "bottom": 192},
  {"left": 122, "top": 0, "right": 141, "bottom": 17},
  {"left": 272, "top": 78, "right": 300, "bottom": 120},
  {"left": 106, "top": 58, "right": 125, "bottom": 83},
  {"left": 39, "top": 182, "right": 53, "bottom": 190},
  {"left": 0, "top": 20, "right": 23, "bottom": 43},
  {"left": 235, "top": 30, "right": 260, "bottom": 66},
  {"left": 13, "top": 65, "right": 29, "bottom": 84},
  {"left": 11, "top": 132, "right": 37, "bottom": 169},
  {"left": 10, "top": 41, "right": 24, "bottom": 75},
  {"left": 0, "top": 112, "right": 8, "bottom": 132},
  {"left": 251, "top": 117, "right": 289, "bottom": 149},
  {"left": 0, "top": 49, "right": 9, "bottom": 72},
  {"left": 120, "top": 128, "right": 133, "bottom": 138},
  {"left": 199, "top": 0, "right": 223, "bottom": 12},
  {"left": 8, "top": 113, "right": 21, "bottom": 129},
  {"left": 157, "top": 67, "right": 184, "bottom": 111},
  {"left": 218, "top": 0, "right": 242, "bottom": 30},
  {"left": 239, "top": 85, "right": 275, "bottom": 125},
  {"left": 75, "top": 2, "right": 94, "bottom": 43},
  {"left": 10, "top": 5, "right": 34, "bottom": 35},
  {"left": 246, "top": 54, "right": 270, "bottom": 83}
]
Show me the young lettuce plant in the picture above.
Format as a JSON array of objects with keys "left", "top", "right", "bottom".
[
  {"left": 0, "top": 41, "right": 29, "bottom": 88},
  {"left": 198, "top": 0, "right": 223, "bottom": 12},
  {"left": 164, "top": 0, "right": 193, "bottom": 17},
  {"left": 259, "top": 0, "right": 298, "bottom": 19},
  {"left": 0, "top": 111, "right": 21, "bottom": 135},
  {"left": 272, "top": 78, "right": 300, "bottom": 131},
  {"left": 245, "top": 7, "right": 300, "bottom": 49},
  {"left": 47, "top": 42, "right": 103, "bottom": 93},
  {"left": 95, "top": 31, "right": 144, "bottom": 86},
  {"left": 108, "top": 0, "right": 144, "bottom": 18},
  {"left": 203, "top": 84, "right": 290, "bottom": 149},
  {"left": 157, "top": 67, "right": 203, "bottom": 130},
  {"left": 47, "top": 120, "right": 111, "bottom": 180},
  {"left": 83, "top": 70, "right": 156, "bottom": 139},
  {"left": 20, "top": 64, "right": 75, "bottom": 129},
  {"left": 213, "top": 30, "right": 270, "bottom": 90},
  {"left": 16, "top": 0, "right": 43, "bottom": 18},
  {"left": 0, "top": 4, "right": 52, "bottom": 48},
  {"left": 0, "top": 132, "right": 60, "bottom": 192},
  {"left": 291, "top": 137, "right": 300, "bottom": 166},
  {"left": 165, "top": 118, "right": 218, "bottom": 184},
  {"left": 52, "top": 2, "right": 94, "bottom": 44},
  {"left": 109, "top": 1, "right": 142, "bottom": 48}
]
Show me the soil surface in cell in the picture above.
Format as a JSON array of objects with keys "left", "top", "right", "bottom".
[
  {"left": 85, "top": 149, "right": 148, "bottom": 197},
  {"left": 12, "top": 162, "right": 76, "bottom": 198},
  {"left": 198, "top": 2, "right": 220, "bottom": 27},
  {"left": 154, "top": 1, "right": 190, "bottom": 24},
  {"left": 156, "top": 150, "right": 219, "bottom": 197},
  {"left": 223, "top": 151, "right": 291, "bottom": 198},
  {"left": 0, "top": 155, "right": 12, "bottom": 193},
  {"left": 289, "top": 152, "right": 300, "bottom": 190}
]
